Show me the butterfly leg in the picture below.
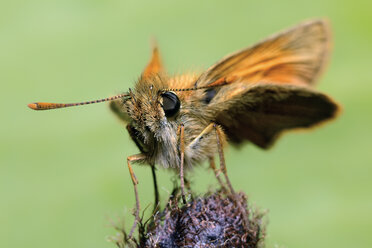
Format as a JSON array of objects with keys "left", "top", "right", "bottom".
[
  {"left": 178, "top": 124, "right": 187, "bottom": 204},
  {"left": 213, "top": 124, "right": 235, "bottom": 195},
  {"left": 185, "top": 123, "right": 226, "bottom": 191},
  {"left": 187, "top": 123, "right": 226, "bottom": 189},
  {"left": 150, "top": 163, "right": 160, "bottom": 213},
  {"left": 209, "top": 156, "right": 227, "bottom": 191},
  {"left": 214, "top": 124, "right": 248, "bottom": 226},
  {"left": 126, "top": 153, "right": 145, "bottom": 239}
]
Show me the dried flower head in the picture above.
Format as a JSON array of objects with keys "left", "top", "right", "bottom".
[{"left": 112, "top": 189, "right": 265, "bottom": 248}]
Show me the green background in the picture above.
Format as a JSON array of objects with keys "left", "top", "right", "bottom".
[{"left": 1, "top": 0, "right": 371, "bottom": 247}]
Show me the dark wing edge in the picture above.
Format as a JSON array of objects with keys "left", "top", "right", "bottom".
[{"left": 212, "top": 84, "right": 340, "bottom": 149}]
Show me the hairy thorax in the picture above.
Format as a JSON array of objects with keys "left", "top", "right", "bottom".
[{"left": 119, "top": 74, "right": 219, "bottom": 169}]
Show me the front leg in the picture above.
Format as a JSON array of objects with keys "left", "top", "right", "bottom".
[{"left": 126, "top": 153, "right": 146, "bottom": 239}]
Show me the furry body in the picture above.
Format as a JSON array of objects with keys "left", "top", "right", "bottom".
[{"left": 111, "top": 74, "right": 221, "bottom": 169}]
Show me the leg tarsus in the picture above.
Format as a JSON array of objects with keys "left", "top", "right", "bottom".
[{"left": 209, "top": 157, "right": 227, "bottom": 191}]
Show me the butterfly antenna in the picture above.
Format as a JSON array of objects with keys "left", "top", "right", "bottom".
[
  {"left": 163, "top": 76, "right": 236, "bottom": 92},
  {"left": 27, "top": 93, "right": 130, "bottom": 111}
]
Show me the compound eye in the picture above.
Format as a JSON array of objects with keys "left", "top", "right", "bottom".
[{"left": 161, "top": 91, "right": 180, "bottom": 117}]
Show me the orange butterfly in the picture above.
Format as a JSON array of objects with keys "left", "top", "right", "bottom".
[{"left": 28, "top": 19, "right": 339, "bottom": 237}]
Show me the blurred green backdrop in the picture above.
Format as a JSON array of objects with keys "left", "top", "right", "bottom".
[{"left": 1, "top": 0, "right": 372, "bottom": 247}]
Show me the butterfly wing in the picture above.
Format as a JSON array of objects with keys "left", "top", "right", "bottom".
[
  {"left": 196, "top": 20, "right": 338, "bottom": 148},
  {"left": 208, "top": 83, "right": 338, "bottom": 148},
  {"left": 195, "top": 19, "right": 330, "bottom": 90}
]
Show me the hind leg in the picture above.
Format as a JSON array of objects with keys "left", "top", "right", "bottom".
[{"left": 213, "top": 124, "right": 235, "bottom": 195}]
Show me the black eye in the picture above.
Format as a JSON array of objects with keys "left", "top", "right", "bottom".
[{"left": 161, "top": 91, "right": 180, "bottom": 117}]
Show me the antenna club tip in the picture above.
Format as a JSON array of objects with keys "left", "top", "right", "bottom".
[{"left": 27, "top": 103, "right": 39, "bottom": 110}]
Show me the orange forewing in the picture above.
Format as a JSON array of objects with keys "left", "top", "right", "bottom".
[{"left": 196, "top": 20, "right": 330, "bottom": 91}]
